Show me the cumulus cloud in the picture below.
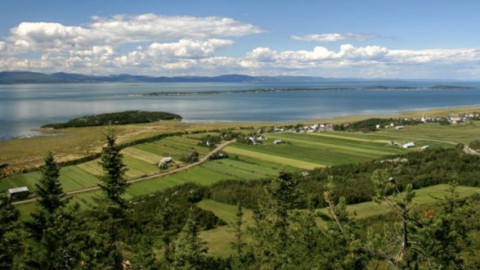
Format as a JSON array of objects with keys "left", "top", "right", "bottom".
[
  {"left": 1, "top": 14, "right": 480, "bottom": 78},
  {"left": 291, "top": 33, "right": 375, "bottom": 42},
  {"left": 6, "top": 14, "right": 262, "bottom": 54},
  {"left": 0, "top": 41, "right": 6, "bottom": 51},
  {"left": 147, "top": 39, "right": 233, "bottom": 59}
]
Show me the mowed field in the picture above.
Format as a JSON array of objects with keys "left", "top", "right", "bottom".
[
  {"left": 198, "top": 184, "right": 480, "bottom": 258},
  {"left": 224, "top": 131, "right": 410, "bottom": 169},
  {"left": 3, "top": 128, "right": 463, "bottom": 213},
  {"left": 376, "top": 121, "right": 480, "bottom": 145},
  {"left": 0, "top": 135, "right": 209, "bottom": 195}
]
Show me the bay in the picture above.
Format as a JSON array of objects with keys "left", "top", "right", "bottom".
[{"left": 1, "top": 81, "right": 480, "bottom": 140}]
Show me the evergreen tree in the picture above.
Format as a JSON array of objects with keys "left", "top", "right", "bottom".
[
  {"left": 92, "top": 131, "right": 129, "bottom": 269},
  {"left": 231, "top": 202, "right": 245, "bottom": 257},
  {"left": 173, "top": 208, "right": 208, "bottom": 270},
  {"left": 251, "top": 171, "right": 301, "bottom": 269},
  {"left": 0, "top": 194, "right": 21, "bottom": 269},
  {"left": 99, "top": 131, "right": 128, "bottom": 209},
  {"left": 36, "top": 151, "right": 68, "bottom": 213},
  {"left": 23, "top": 152, "right": 85, "bottom": 269}
]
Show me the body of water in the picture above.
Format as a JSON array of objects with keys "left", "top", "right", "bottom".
[{"left": 1, "top": 81, "right": 480, "bottom": 140}]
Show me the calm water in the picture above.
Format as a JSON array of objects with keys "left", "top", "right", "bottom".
[{"left": 1, "top": 81, "right": 480, "bottom": 140}]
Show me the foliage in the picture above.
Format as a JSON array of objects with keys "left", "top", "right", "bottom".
[
  {"left": 180, "top": 150, "right": 200, "bottom": 163},
  {"left": 0, "top": 194, "right": 21, "bottom": 269},
  {"left": 469, "top": 139, "right": 480, "bottom": 150},
  {"left": 98, "top": 132, "right": 129, "bottom": 208},
  {"left": 42, "top": 110, "right": 182, "bottom": 129},
  {"left": 36, "top": 152, "right": 69, "bottom": 213},
  {"left": 334, "top": 117, "right": 422, "bottom": 132},
  {"left": 197, "top": 134, "right": 223, "bottom": 148}
]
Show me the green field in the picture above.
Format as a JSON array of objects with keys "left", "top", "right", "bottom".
[
  {"left": 377, "top": 121, "right": 480, "bottom": 145},
  {"left": 3, "top": 125, "right": 477, "bottom": 215},
  {"left": 198, "top": 184, "right": 480, "bottom": 258},
  {"left": 225, "top": 132, "right": 409, "bottom": 169}
]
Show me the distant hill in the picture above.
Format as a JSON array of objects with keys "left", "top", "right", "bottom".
[{"left": 0, "top": 71, "right": 328, "bottom": 84}]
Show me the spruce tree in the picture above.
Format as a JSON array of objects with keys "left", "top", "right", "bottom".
[
  {"left": 0, "top": 194, "right": 21, "bottom": 269},
  {"left": 99, "top": 131, "right": 128, "bottom": 209},
  {"left": 251, "top": 172, "right": 301, "bottom": 268},
  {"left": 93, "top": 131, "right": 129, "bottom": 269},
  {"left": 23, "top": 152, "right": 85, "bottom": 269},
  {"left": 173, "top": 208, "right": 208, "bottom": 269},
  {"left": 36, "top": 151, "right": 68, "bottom": 213}
]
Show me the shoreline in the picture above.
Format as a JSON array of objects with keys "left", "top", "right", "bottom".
[
  {"left": 3, "top": 104, "right": 480, "bottom": 142},
  {"left": 1, "top": 104, "right": 480, "bottom": 172}
]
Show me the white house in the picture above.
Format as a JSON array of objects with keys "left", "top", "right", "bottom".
[
  {"left": 396, "top": 125, "right": 405, "bottom": 130},
  {"left": 273, "top": 140, "right": 283, "bottom": 144},
  {"left": 7, "top": 186, "right": 29, "bottom": 200},
  {"left": 158, "top": 157, "right": 173, "bottom": 167},
  {"left": 421, "top": 145, "right": 430, "bottom": 150},
  {"left": 403, "top": 142, "right": 415, "bottom": 148}
]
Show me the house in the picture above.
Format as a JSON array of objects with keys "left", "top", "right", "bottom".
[
  {"left": 396, "top": 125, "right": 405, "bottom": 130},
  {"left": 421, "top": 145, "right": 430, "bottom": 150},
  {"left": 158, "top": 157, "right": 173, "bottom": 168},
  {"left": 273, "top": 139, "right": 283, "bottom": 144},
  {"left": 7, "top": 186, "right": 29, "bottom": 201},
  {"left": 403, "top": 142, "right": 415, "bottom": 148}
]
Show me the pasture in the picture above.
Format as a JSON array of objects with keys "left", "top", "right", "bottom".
[
  {"left": 377, "top": 121, "right": 480, "bottom": 145},
  {"left": 198, "top": 184, "right": 480, "bottom": 258},
  {"left": 225, "top": 131, "right": 409, "bottom": 169}
]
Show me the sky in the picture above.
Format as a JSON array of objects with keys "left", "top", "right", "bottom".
[{"left": 1, "top": 0, "right": 480, "bottom": 79}]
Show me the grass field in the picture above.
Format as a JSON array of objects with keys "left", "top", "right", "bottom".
[
  {"left": 377, "top": 121, "right": 480, "bottom": 145},
  {"left": 198, "top": 184, "right": 480, "bottom": 258},
  {"left": 225, "top": 132, "right": 409, "bottom": 169},
  {"left": 3, "top": 128, "right": 456, "bottom": 207}
]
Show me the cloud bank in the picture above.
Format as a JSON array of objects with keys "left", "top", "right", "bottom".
[{"left": 1, "top": 14, "right": 480, "bottom": 79}]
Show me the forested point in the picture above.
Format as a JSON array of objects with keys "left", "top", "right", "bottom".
[{"left": 41, "top": 110, "right": 182, "bottom": 129}]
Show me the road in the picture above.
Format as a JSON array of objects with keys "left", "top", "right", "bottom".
[{"left": 13, "top": 140, "right": 235, "bottom": 206}]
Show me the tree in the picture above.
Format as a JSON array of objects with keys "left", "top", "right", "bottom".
[
  {"left": 36, "top": 152, "right": 68, "bottom": 214},
  {"left": 173, "top": 208, "right": 208, "bottom": 269},
  {"left": 0, "top": 194, "right": 21, "bottom": 269},
  {"left": 98, "top": 131, "right": 128, "bottom": 209},
  {"left": 231, "top": 202, "right": 246, "bottom": 257},
  {"left": 92, "top": 131, "right": 129, "bottom": 269},
  {"left": 250, "top": 171, "right": 301, "bottom": 268},
  {"left": 23, "top": 152, "right": 85, "bottom": 269}
]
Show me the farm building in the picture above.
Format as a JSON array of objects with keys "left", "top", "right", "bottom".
[
  {"left": 273, "top": 140, "right": 284, "bottom": 144},
  {"left": 403, "top": 142, "right": 415, "bottom": 148},
  {"left": 421, "top": 145, "right": 430, "bottom": 150},
  {"left": 7, "top": 186, "right": 29, "bottom": 200},
  {"left": 158, "top": 157, "right": 173, "bottom": 167}
]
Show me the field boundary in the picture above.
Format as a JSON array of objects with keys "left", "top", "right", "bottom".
[{"left": 12, "top": 140, "right": 235, "bottom": 206}]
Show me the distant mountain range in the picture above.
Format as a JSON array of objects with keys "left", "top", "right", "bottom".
[{"left": 0, "top": 71, "right": 335, "bottom": 84}]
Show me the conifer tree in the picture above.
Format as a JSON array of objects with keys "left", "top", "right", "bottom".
[
  {"left": 0, "top": 194, "right": 21, "bottom": 269},
  {"left": 93, "top": 131, "right": 129, "bottom": 269},
  {"left": 36, "top": 151, "right": 68, "bottom": 213},
  {"left": 23, "top": 152, "right": 85, "bottom": 269},
  {"left": 251, "top": 172, "right": 301, "bottom": 268},
  {"left": 99, "top": 131, "right": 128, "bottom": 209},
  {"left": 173, "top": 208, "right": 207, "bottom": 269}
]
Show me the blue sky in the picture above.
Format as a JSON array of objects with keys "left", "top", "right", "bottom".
[{"left": 1, "top": 0, "right": 479, "bottom": 79}]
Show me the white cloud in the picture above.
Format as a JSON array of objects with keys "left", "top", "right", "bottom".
[
  {"left": 6, "top": 14, "right": 262, "bottom": 55},
  {"left": 0, "top": 41, "right": 6, "bottom": 52},
  {"left": 291, "top": 33, "right": 375, "bottom": 42},
  {"left": 147, "top": 39, "right": 233, "bottom": 59},
  {"left": 1, "top": 14, "right": 480, "bottom": 79}
]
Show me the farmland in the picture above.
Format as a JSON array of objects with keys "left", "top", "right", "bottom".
[
  {"left": 2, "top": 124, "right": 468, "bottom": 212},
  {"left": 198, "top": 184, "right": 480, "bottom": 258}
]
